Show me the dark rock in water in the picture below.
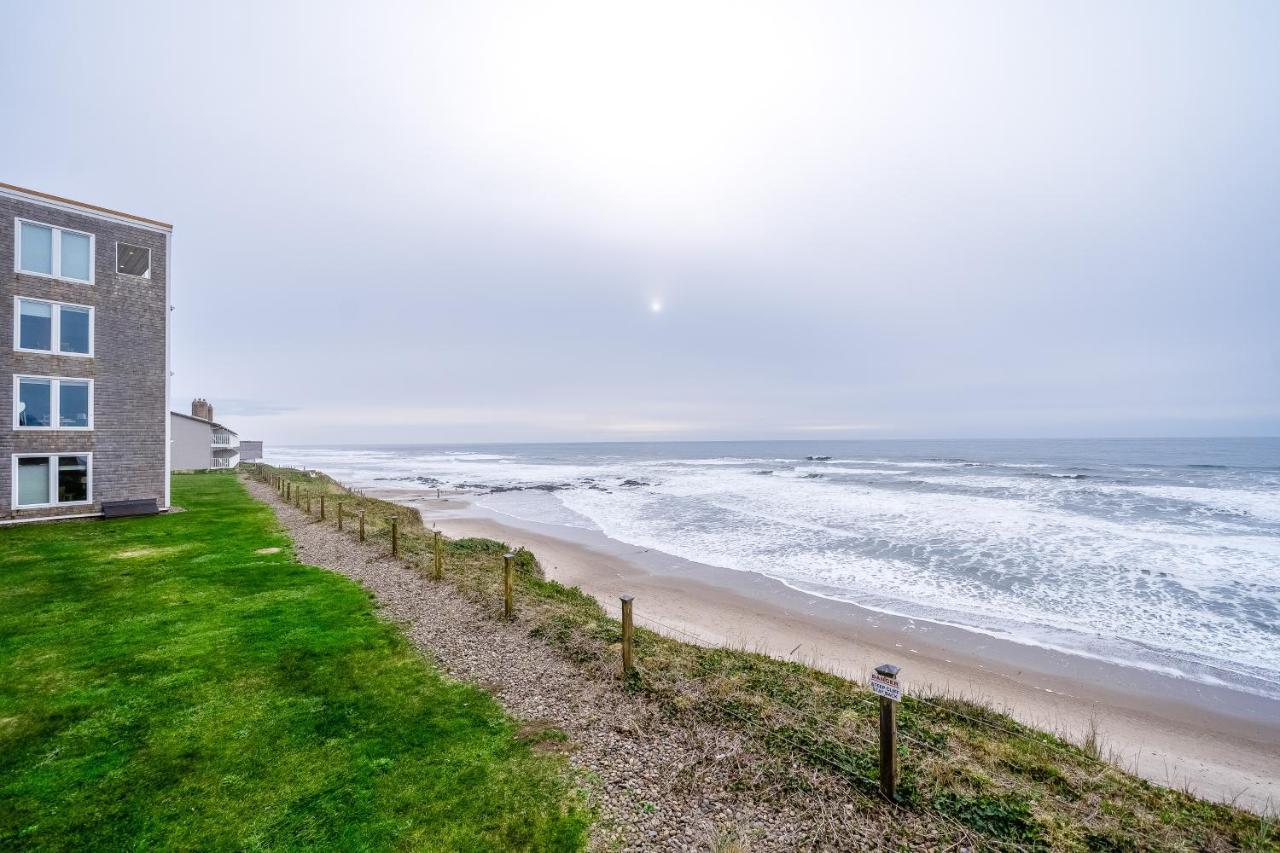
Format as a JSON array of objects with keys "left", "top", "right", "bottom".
[
  {"left": 588, "top": 484, "right": 611, "bottom": 492},
  {"left": 619, "top": 479, "right": 650, "bottom": 487},
  {"left": 487, "top": 482, "right": 572, "bottom": 494},
  {"left": 374, "top": 475, "right": 442, "bottom": 485},
  {"left": 752, "top": 470, "right": 774, "bottom": 475},
  {"left": 803, "top": 472, "right": 824, "bottom": 479},
  {"left": 454, "top": 482, "right": 491, "bottom": 490},
  {"left": 806, "top": 455, "right": 833, "bottom": 461}
]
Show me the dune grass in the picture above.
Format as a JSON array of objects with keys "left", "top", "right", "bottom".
[
  {"left": 0, "top": 473, "right": 589, "bottom": 851},
  {"left": 256, "top": 463, "right": 1278, "bottom": 851}
]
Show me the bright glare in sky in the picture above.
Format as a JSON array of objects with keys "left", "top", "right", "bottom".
[{"left": 650, "top": 300, "right": 663, "bottom": 314}]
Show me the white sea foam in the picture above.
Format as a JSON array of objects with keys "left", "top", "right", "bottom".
[{"left": 267, "top": 443, "right": 1280, "bottom": 696}]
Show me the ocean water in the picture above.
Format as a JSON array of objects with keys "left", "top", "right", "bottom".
[{"left": 267, "top": 439, "right": 1280, "bottom": 699}]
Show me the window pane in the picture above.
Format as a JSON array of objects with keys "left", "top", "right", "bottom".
[
  {"left": 18, "top": 300, "right": 53, "bottom": 351},
  {"left": 61, "top": 231, "right": 92, "bottom": 281},
  {"left": 19, "top": 222, "right": 53, "bottom": 274},
  {"left": 58, "top": 456, "right": 89, "bottom": 503},
  {"left": 17, "top": 458, "right": 51, "bottom": 506},
  {"left": 117, "top": 243, "right": 150, "bottom": 277},
  {"left": 17, "top": 378, "right": 52, "bottom": 427},
  {"left": 59, "top": 381, "right": 90, "bottom": 428},
  {"left": 59, "top": 306, "right": 91, "bottom": 354}
]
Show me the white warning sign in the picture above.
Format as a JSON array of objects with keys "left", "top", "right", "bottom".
[{"left": 870, "top": 670, "right": 903, "bottom": 702}]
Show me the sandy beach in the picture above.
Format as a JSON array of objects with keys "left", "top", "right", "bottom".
[{"left": 373, "top": 486, "right": 1280, "bottom": 814}]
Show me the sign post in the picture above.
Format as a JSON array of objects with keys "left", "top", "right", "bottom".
[{"left": 871, "top": 663, "right": 902, "bottom": 801}]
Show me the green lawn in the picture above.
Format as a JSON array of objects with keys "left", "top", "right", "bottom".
[{"left": 0, "top": 473, "right": 589, "bottom": 851}]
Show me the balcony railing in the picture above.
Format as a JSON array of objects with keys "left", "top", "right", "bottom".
[{"left": 210, "top": 457, "right": 237, "bottom": 469}]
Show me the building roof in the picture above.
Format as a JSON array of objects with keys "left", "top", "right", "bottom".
[
  {"left": 0, "top": 181, "right": 172, "bottom": 231},
  {"left": 170, "top": 410, "right": 238, "bottom": 435}
]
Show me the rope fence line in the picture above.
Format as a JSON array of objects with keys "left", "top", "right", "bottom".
[{"left": 245, "top": 463, "right": 1104, "bottom": 851}]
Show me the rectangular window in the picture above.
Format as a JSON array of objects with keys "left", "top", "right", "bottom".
[
  {"left": 13, "top": 454, "right": 92, "bottom": 507},
  {"left": 17, "top": 378, "right": 51, "bottom": 427},
  {"left": 59, "top": 381, "right": 90, "bottom": 428},
  {"left": 15, "top": 218, "right": 94, "bottom": 283},
  {"left": 14, "top": 376, "right": 92, "bottom": 430},
  {"left": 18, "top": 222, "right": 52, "bottom": 275},
  {"left": 17, "top": 457, "right": 51, "bottom": 506},
  {"left": 116, "top": 242, "right": 151, "bottom": 278},
  {"left": 14, "top": 298, "right": 94, "bottom": 356},
  {"left": 59, "top": 306, "right": 91, "bottom": 354},
  {"left": 58, "top": 455, "right": 90, "bottom": 503},
  {"left": 18, "top": 299, "right": 52, "bottom": 350}
]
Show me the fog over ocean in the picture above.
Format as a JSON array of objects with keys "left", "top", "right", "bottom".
[{"left": 268, "top": 438, "right": 1280, "bottom": 699}]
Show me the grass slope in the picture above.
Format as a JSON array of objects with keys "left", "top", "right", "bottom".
[{"left": 0, "top": 473, "right": 588, "bottom": 851}]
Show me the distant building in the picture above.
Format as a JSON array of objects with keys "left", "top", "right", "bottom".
[
  {"left": 170, "top": 399, "right": 241, "bottom": 470},
  {"left": 239, "top": 440, "right": 264, "bottom": 462},
  {"left": 2, "top": 182, "right": 172, "bottom": 522}
]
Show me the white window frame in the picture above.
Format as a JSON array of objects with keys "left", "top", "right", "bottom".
[
  {"left": 13, "top": 217, "right": 95, "bottom": 284},
  {"left": 13, "top": 297, "right": 95, "bottom": 358},
  {"left": 114, "top": 241, "right": 152, "bottom": 279},
  {"left": 13, "top": 375, "right": 94, "bottom": 431},
  {"left": 11, "top": 452, "right": 94, "bottom": 509}
]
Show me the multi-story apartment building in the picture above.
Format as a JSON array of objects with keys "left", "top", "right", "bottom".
[
  {"left": 171, "top": 399, "right": 242, "bottom": 471},
  {"left": 1, "top": 183, "right": 171, "bottom": 522}
]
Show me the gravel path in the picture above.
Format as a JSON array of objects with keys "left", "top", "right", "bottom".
[{"left": 247, "top": 478, "right": 921, "bottom": 851}]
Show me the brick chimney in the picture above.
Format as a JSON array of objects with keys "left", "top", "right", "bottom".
[{"left": 191, "top": 398, "right": 213, "bottom": 421}]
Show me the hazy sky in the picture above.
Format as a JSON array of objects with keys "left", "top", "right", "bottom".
[{"left": 4, "top": 1, "right": 1278, "bottom": 444}]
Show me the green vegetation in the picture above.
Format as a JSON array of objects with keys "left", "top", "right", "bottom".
[
  {"left": 0, "top": 473, "right": 589, "bottom": 851},
  {"left": 258, "top": 463, "right": 1278, "bottom": 851}
]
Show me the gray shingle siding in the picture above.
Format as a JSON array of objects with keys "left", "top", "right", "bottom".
[{"left": 1, "top": 190, "right": 170, "bottom": 520}]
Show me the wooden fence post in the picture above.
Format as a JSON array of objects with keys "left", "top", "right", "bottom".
[
  {"left": 286, "top": 482, "right": 292, "bottom": 502},
  {"left": 337, "top": 503, "right": 344, "bottom": 531},
  {"left": 390, "top": 517, "right": 399, "bottom": 557},
  {"left": 433, "top": 531, "right": 443, "bottom": 580},
  {"left": 320, "top": 495, "right": 326, "bottom": 521},
  {"left": 876, "top": 663, "right": 901, "bottom": 802},
  {"left": 359, "top": 511, "right": 366, "bottom": 542},
  {"left": 620, "top": 594, "right": 634, "bottom": 677},
  {"left": 306, "top": 495, "right": 312, "bottom": 514},
  {"left": 503, "top": 553, "right": 515, "bottom": 619}
]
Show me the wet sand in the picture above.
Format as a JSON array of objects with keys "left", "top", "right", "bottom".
[{"left": 378, "top": 487, "right": 1280, "bottom": 813}]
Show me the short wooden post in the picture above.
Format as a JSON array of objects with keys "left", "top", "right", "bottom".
[
  {"left": 390, "top": 517, "right": 399, "bottom": 557},
  {"left": 337, "top": 503, "right": 344, "bottom": 531},
  {"left": 359, "top": 511, "right": 366, "bottom": 542},
  {"left": 620, "top": 594, "right": 634, "bottom": 677},
  {"left": 433, "top": 531, "right": 443, "bottom": 580},
  {"left": 286, "top": 482, "right": 292, "bottom": 502},
  {"left": 319, "top": 495, "right": 326, "bottom": 521},
  {"left": 876, "top": 663, "right": 900, "bottom": 802},
  {"left": 503, "top": 552, "right": 515, "bottom": 619}
]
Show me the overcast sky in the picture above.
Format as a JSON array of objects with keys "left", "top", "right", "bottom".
[{"left": 3, "top": 1, "right": 1277, "bottom": 444}]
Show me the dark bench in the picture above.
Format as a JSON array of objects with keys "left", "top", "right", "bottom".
[{"left": 101, "top": 498, "right": 160, "bottom": 519}]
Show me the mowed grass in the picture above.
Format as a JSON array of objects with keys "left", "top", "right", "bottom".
[{"left": 0, "top": 473, "right": 589, "bottom": 851}]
